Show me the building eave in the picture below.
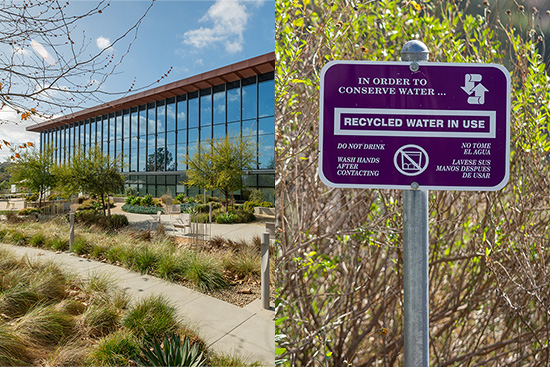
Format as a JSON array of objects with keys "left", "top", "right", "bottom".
[{"left": 26, "top": 52, "right": 275, "bottom": 133}]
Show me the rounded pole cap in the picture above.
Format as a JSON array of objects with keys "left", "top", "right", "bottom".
[{"left": 401, "top": 40, "right": 429, "bottom": 62}]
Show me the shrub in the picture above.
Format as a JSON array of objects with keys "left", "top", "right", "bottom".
[
  {"left": 7, "top": 230, "right": 28, "bottom": 246},
  {"left": 224, "top": 247, "right": 261, "bottom": 279},
  {"left": 74, "top": 210, "right": 129, "bottom": 230},
  {"left": 215, "top": 212, "right": 237, "bottom": 224},
  {"left": 175, "top": 194, "right": 186, "bottom": 203},
  {"left": 25, "top": 193, "right": 39, "bottom": 202},
  {"left": 156, "top": 254, "right": 184, "bottom": 282},
  {"left": 141, "top": 194, "right": 154, "bottom": 207},
  {"left": 125, "top": 187, "right": 137, "bottom": 197},
  {"left": 125, "top": 195, "right": 135, "bottom": 205},
  {"left": 184, "top": 252, "right": 227, "bottom": 291},
  {"left": 134, "top": 334, "right": 206, "bottom": 367},
  {"left": 233, "top": 210, "right": 256, "bottom": 223},
  {"left": 195, "top": 202, "right": 221, "bottom": 213},
  {"left": 122, "top": 295, "right": 178, "bottom": 339},
  {"left": 72, "top": 237, "right": 92, "bottom": 255},
  {"left": 49, "top": 238, "right": 69, "bottom": 252},
  {"left": 134, "top": 247, "right": 160, "bottom": 275},
  {"left": 131, "top": 196, "right": 142, "bottom": 206},
  {"left": 14, "top": 305, "right": 74, "bottom": 346},
  {"left": 18, "top": 208, "right": 40, "bottom": 216},
  {"left": 122, "top": 203, "right": 164, "bottom": 215},
  {"left": 47, "top": 193, "right": 59, "bottom": 201},
  {"left": 79, "top": 303, "right": 120, "bottom": 338},
  {"left": 29, "top": 232, "right": 46, "bottom": 247},
  {"left": 87, "top": 330, "right": 141, "bottom": 366},
  {"left": 180, "top": 203, "right": 197, "bottom": 214},
  {"left": 0, "top": 324, "right": 31, "bottom": 366}
]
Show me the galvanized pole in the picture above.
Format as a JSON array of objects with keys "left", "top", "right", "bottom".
[
  {"left": 261, "top": 232, "right": 270, "bottom": 309},
  {"left": 69, "top": 212, "right": 75, "bottom": 252},
  {"left": 401, "top": 40, "right": 430, "bottom": 367}
]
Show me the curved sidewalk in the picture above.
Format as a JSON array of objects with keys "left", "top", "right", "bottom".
[{"left": 1, "top": 243, "right": 275, "bottom": 366}]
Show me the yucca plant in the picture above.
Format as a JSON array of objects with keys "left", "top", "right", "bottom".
[{"left": 134, "top": 334, "right": 206, "bottom": 367}]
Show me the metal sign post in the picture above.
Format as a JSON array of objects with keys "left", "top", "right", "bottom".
[
  {"left": 318, "top": 40, "right": 510, "bottom": 366},
  {"left": 401, "top": 40, "right": 430, "bottom": 367}
]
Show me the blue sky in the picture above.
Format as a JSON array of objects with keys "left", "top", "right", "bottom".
[{"left": 0, "top": 0, "right": 274, "bottom": 159}]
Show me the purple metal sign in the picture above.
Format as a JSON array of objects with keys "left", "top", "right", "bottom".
[{"left": 319, "top": 61, "right": 510, "bottom": 191}]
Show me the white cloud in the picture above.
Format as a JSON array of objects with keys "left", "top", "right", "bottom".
[
  {"left": 183, "top": 0, "right": 250, "bottom": 53},
  {"left": 96, "top": 36, "right": 113, "bottom": 51},
  {"left": 0, "top": 108, "right": 42, "bottom": 161}
]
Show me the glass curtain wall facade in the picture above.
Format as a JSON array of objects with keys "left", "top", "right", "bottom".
[{"left": 39, "top": 71, "right": 275, "bottom": 202}]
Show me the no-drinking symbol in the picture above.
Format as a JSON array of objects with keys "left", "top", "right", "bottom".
[{"left": 394, "top": 145, "right": 429, "bottom": 176}]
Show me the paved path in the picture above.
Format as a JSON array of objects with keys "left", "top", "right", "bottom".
[{"left": 1, "top": 244, "right": 275, "bottom": 366}]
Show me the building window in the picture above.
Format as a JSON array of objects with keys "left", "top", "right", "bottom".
[{"left": 227, "top": 81, "right": 240, "bottom": 123}]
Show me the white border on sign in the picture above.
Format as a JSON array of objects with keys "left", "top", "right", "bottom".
[
  {"left": 318, "top": 60, "right": 511, "bottom": 192},
  {"left": 334, "top": 108, "right": 496, "bottom": 138}
]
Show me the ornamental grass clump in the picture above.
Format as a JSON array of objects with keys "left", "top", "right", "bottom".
[
  {"left": 13, "top": 305, "right": 74, "bottom": 346},
  {"left": 86, "top": 329, "right": 141, "bottom": 367},
  {"left": 0, "top": 324, "right": 31, "bottom": 367},
  {"left": 122, "top": 295, "right": 178, "bottom": 340},
  {"left": 183, "top": 252, "right": 227, "bottom": 292}
]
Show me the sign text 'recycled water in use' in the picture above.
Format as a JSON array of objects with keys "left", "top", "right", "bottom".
[{"left": 319, "top": 61, "right": 510, "bottom": 191}]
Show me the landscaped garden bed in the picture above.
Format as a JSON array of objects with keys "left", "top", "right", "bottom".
[
  {"left": 0, "top": 216, "right": 273, "bottom": 307},
  {"left": 0, "top": 246, "right": 261, "bottom": 366}
]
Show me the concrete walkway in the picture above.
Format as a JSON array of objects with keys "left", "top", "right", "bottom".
[{"left": 2, "top": 244, "right": 275, "bottom": 366}]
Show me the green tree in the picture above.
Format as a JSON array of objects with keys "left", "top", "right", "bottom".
[
  {"left": 9, "top": 145, "right": 56, "bottom": 208},
  {"left": 184, "top": 134, "right": 257, "bottom": 209},
  {"left": 56, "top": 145, "right": 124, "bottom": 216}
]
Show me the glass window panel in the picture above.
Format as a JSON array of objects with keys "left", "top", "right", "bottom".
[
  {"left": 139, "top": 137, "right": 147, "bottom": 172},
  {"left": 102, "top": 118, "right": 108, "bottom": 143},
  {"left": 227, "top": 121, "right": 240, "bottom": 137},
  {"left": 177, "top": 143, "right": 187, "bottom": 168},
  {"left": 123, "top": 148, "right": 130, "bottom": 171},
  {"left": 109, "top": 141, "right": 115, "bottom": 157},
  {"left": 131, "top": 137, "right": 138, "bottom": 172},
  {"left": 187, "top": 141, "right": 197, "bottom": 161},
  {"left": 148, "top": 104, "right": 156, "bottom": 136},
  {"left": 167, "top": 101, "right": 175, "bottom": 132},
  {"left": 148, "top": 134, "right": 155, "bottom": 148},
  {"left": 89, "top": 119, "right": 95, "bottom": 147},
  {"left": 131, "top": 108, "right": 138, "bottom": 137},
  {"left": 188, "top": 128, "right": 198, "bottom": 143},
  {"left": 213, "top": 89, "right": 225, "bottom": 124},
  {"left": 116, "top": 113, "right": 122, "bottom": 139},
  {"left": 259, "top": 78, "right": 275, "bottom": 118},
  {"left": 200, "top": 125, "right": 211, "bottom": 142},
  {"left": 123, "top": 110, "right": 130, "bottom": 140},
  {"left": 259, "top": 134, "right": 275, "bottom": 169},
  {"left": 227, "top": 86, "right": 240, "bottom": 122},
  {"left": 213, "top": 124, "right": 225, "bottom": 139},
  {"left": 166, "top": 145, "right": 176, "bottom": 171},
  {"left": 177, "top": 98, "right": 187, "bottom": 130},
  {"left": 115, "top": 139, "right": 121, "bottom": 158},
  {"left": 200, "top": 91, "right": 212, "bottom": 126},
  {"left": 109, "top": 115, "right": 115, "bottom": 144},
  {"left": 258, "top": 174, "right": 275, "bottom": 187},
  {"left": 157, "top": 101, "right": 166, "bottom": 134},
  {"left": 167, "top": 131, "right": 176, "bottom": 146},
  {"left": 188, "top": 95, "right": 199, "bottom": 128},
  {"left": 259, "top": 117, "right": 275, "bottom": 135},
  {"left": 243, "top": 175, "right": 257, "bottom": 187},
  {"left": 242, "top": 119, "right": 257, "bottom": 137},
  {"left": 139, "top": 106, "right": 147, "bottom": 136},
  {"left": 242, "top": 83, "right": 257, "bottom": 120}
]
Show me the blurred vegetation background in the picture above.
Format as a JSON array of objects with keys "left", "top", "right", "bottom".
[{"left": 276, "top": 0, "right": 550, "bottom": 365}]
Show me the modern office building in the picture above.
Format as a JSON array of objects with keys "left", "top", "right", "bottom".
[{"left": 27, "top": 53, "right": 275, "bottom": 202}]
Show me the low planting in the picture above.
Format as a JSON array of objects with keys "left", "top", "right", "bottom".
[
  {"left": 0, "top": 247, "right": 259, "bottom": 366},
  {"left": 0, "top": 219, "right": 268, "bottom": 296},
  {"left": 122, "top": 203, "right": 164, "bottom": 215}
]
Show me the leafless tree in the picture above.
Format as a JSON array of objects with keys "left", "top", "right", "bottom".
[{"left": 0, "top": 0, "right": 169, "bottom": 127}]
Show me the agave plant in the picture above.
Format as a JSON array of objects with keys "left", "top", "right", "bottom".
[{"left": 134, "top": 334, "right": 206, "bottom": 367}]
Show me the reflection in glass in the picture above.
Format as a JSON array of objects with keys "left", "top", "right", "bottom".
[
  {"left": 259, "top": 117, "right": 275, "bottom": 135},
  {"left": 242, "top": 82, "right": 257, "bottom": 120},
  {"left": 167, "top": 101, "right": 176, "bottom": 132},
  {"left": 213, "top": 89, "right": 225, "bottom": 124},
  {"left": 259, "top": 79, "right": 275, "bottom": 118},
  {"left": 157, "top": 101, "right": 166, "bottom": 134},
  {"left": 188, "top": 95, "right": 199, "bottom": 128},
  {"left": 200, "top": 91, "right": 212, "bottom": 126},
  {"left": 177, "top": 98, "right": 187, "bottom": 130},
  {"left": 227, "top": 86, "right": 240, "bottom": 122},
  {"left": 259, "top": 134, "right": 275, "bottom": 169}
]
